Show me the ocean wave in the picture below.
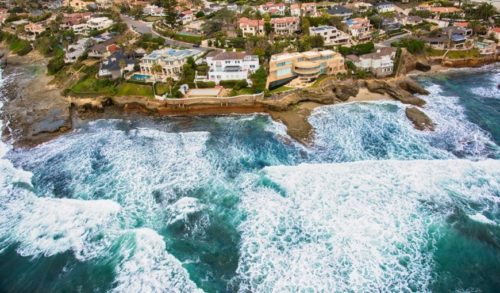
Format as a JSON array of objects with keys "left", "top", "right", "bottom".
[
  {"left": 236, "top": 159, "right": 500, "bottom": 292},
  {"left": 309, "top": 101, "right": 453, "bottom": 162},
  {"left": 8, "top": 127, "right": 215, "bottom": 229},
  {"left": 111, "top": 228, "right": 202, "bottom": 293},
  {"left": 421, "top": 83, "right": 498, "bottom": 158}
]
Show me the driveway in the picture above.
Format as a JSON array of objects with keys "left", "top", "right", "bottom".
[
  {"left": 378, "top": 30, "right": 411, "bottom": 47},
  {"left": 121, "top": 14, "right": 211, "bottom": 51}
]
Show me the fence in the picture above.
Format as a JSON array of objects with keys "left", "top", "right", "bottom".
[{"left": 161, "top": 93, "right": 264, "bottom": 107}]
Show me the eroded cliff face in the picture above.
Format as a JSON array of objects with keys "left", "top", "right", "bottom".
[
  {"left": 441, "top": 56, "right": 498, "bottom": 68},
  {"left": 260, "top": 80, "right": 360, "bottom": 111},
  {"left": 1, "top": 52, "right": 72, "bottom": 145}
]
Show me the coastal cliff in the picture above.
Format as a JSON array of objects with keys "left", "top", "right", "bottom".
[{"left": 1, "top": 47, "right": 486, "bottom": 146}]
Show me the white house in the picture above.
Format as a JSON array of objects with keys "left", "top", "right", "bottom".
[
  {"left": 180, "top": 10, "right": 194, "bottom": 24},
  {"left": 309, "top": 26, "right": 350, "bottom": 46},
  {"left": 143, "top": 5, "right": 165, "bottom": 17},
  {"left": 347, "top": 47, "right": 397, "bottom": 77},
  {"left": 87, "top": 17, "right": 113, "bottom": 31},
  {"left": 206, "top": 51, "right": 260, "bottom": 84},
  {"left": 64, "top": 38, "right": 91, "bottom": 63},
  {"left": 72, "top": 23, "right": 89, "bottom": 34},
  {"left": 375, "top": 2, "right": 396, "bottom": 13}
]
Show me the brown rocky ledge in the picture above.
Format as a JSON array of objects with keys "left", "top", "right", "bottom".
[
  {"left": 405, "top": 107, "right": 435, "bottom": 131},
  {"left": 1, "top": 48, "right": 438, "bottom": 147},
  {"left": 365, "top": 79, "right": 427, "bottom": 107}
]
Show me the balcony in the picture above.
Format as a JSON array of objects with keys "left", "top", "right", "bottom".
[{"left": 293, "top": 61, "right": 321, "bottom": 76}]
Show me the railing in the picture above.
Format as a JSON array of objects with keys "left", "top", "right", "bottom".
[{"left": 162, "top": 93, "right": 264, "bottom": 106}]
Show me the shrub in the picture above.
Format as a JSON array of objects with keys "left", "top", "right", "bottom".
[
  {"left": 219, "top": 79, "right": 248, "bottom": 89},
  {"left": 8, "top": 38, "right": 32, "bottom": 56},
  {"left": 47, "top": 55, "right": 65, "bottom": 75},
  {"left": 195, "top": 81, "right": 216, "bottom": 88},
  {"left": 339, "top": 42, "right": 375, "bottom": 56},
  {"left": 392, "top": 38, "right": 425, "bottom": 54}
]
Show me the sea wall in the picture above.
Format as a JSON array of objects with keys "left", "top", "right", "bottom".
[{"left": 441, "top": 55, "right": 499, "bottom": 68}]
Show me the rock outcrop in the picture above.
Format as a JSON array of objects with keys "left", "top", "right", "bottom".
[
  {"left": 262, "top": 79, "right": 359, "bottom": 111},
  {"left": 396, "top": 78, "right": 430, "bottom": 95},
  {"left": 332, "top": 80, "right": 359, "bottom": 101},
  {"left": 405, "top": 107, "right": 435, "bottom": 131},
  {"left": 365, "top": 80, "right": 426, "bottom": 107},
  {"left": 415, "top": 61, "right": 431, "bottom": 72}
]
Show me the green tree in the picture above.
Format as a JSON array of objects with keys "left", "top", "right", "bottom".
[
  {"left": 250, "top": 67, "right": 267, "bottom": 93},
  {"left": 162, "top": 0, "right": 179, "bottom": 29},
  {"left": 264, "top": 21, "right": 272, "bottom": 35},
  {"left": 301, "top": 17, "right": 310, "bottom": 35}
]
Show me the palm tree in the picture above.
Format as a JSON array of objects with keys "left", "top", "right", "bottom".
[
  {"left": 151, "top": 63, "right": 163, "bottom": 81},
  {"left": 119, "top": 59, "right": 127, "bottom": 79}
]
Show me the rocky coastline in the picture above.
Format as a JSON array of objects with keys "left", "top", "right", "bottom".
[{"left": 0, "top": 47, "right": 495, "bottom": 147}]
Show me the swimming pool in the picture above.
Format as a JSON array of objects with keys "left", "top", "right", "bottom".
[{"left": 131, "top": 74, "right": 151, "bottom": 81}]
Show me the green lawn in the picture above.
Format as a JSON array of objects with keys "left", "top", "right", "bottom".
[
  {"left": 425, "top": 48, "right": 447, "bottom": 57},
  {"left": 154, "top": 82, "right": 170, "bottom": 96},
  {"left": 233, "top": 88, "right": 255, "bottom": 96},
  {"left": 116, "top": 82, "right": 153, "bottom": 97},
  {"left": 445, "top": 49, "right": 480, "bottom": 59},
  {"left": 70, "top": 66, "right": 153, "bottom": 97},
  {"left": 311, "top": 75, "right": 328, "bottom": 88},
  {"left": 143, "top": 16, "right": 163, "bottom": 22},
  {"left": 269, "top": 85, "right": 293, "bottom": 95},
  {"left": 71, "top": 74, "right": 116, "bottom": 95}
]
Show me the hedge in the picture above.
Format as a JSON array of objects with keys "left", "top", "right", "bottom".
[{"left": 219, "top": 79, "right": 248, "bottom": 89}]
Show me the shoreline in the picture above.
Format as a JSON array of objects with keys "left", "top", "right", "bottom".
[{"left": 1, "top": 47, "right": 497, "bottom": 148}]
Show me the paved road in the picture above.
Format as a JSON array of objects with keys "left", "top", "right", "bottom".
[
  {"left": 121, "top": 14, "right": 211, "bottom": 51},
  {"left": 378, "top": 30, "right": 411, "bottom": 47}
]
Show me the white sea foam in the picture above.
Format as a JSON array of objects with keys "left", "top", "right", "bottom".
[
  {"left": 0, "top": 196, "right": 121, "bottom": 260},
  {"left": 166, "top": 197, "right": 205, "bottom": 225},
  {"left": 469, "top": 213, "right": 498, "bottom": 227},
  {"left": 112, "top": 228, "right": 202, "bottom": 293},
  {"left": 308, "top": 78, "right": 497, "bottom": 162},
  {"left": 237, "top": 159, "right": 500, "bottom": 292},
  {"left": 420, "top": 84, "right": 497, "bottom": 158},
  {"left": 309, "top": 101, "right": 453, "bottom": 161},
  {"left": 10, "top": 126, "right": 216, "bottom": 229}
]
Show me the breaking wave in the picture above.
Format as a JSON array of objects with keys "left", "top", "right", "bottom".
[{"left": 237, "top": 159, "right": 500, "bottom": 292}]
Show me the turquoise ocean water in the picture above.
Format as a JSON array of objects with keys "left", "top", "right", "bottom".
[{"left": 1, "top": 65, "right": 499, "bottom": 292}]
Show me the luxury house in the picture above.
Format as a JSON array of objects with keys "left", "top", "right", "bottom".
[
  {"left": 206, "top": 51, "right": 260, "bottom": 84},
  {"left": 347, "top": 47, "right": 397, "bottom": 77},
  {"left": 64, "top": 38, "right": 91, "bottom": 63},
  {"left": 271, "top": 17, "right": 300, "bottom": 35},
  {"left": 143, "top": 5, "right": 165, "bottom": 17},
  {"left": 345, "top": 18, "right": 373, "bottom": 42},
  {"left": 327, "top": 6, "right": 353, "bottom": 19},
  {"left": 290, "top": 2, "right": 317, "bottom": 17},
  {"left": 258, "top": 2, "right": 286, "bottom": 16},
  {"left": 375, "top": 2, "right": 396, "bottom": 13},
  {"left": 99, "top": 50, "right": 136, "bottom": 79},
  {"left": 87, "top": 17, "right": 114, "bottom": 31},
  {"left": 238, "top": 17, "right": 265, "bottom": 36},
  {"left": 309, "top": 26, "right": 350, "bottom": 46},
  {"left": 422, "top": 26, "right": 473, "bottom": 50},
  {"left": 139, "top": 48, "right": 203, "bottom": 81},
  {"left": 267, "top": 49, "right": 346, "bottom": 89}
]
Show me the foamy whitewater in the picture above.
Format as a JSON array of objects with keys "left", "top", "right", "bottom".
[{"left": 1, "top": 66, "right": 499, "bottom": 292}]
